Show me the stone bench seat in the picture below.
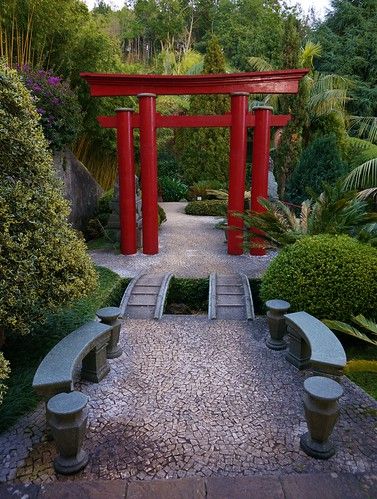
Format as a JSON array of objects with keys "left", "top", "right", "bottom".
[
  {"left": 284, "top": 311, "right": 347, "bottom": 375},
  {"left": 33, "top": 321, "right": 112, "bottom": 400}
]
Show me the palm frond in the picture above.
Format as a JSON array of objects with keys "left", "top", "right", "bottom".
[
  {"left": 344, "top": 158, "right": 377, "bottom": 190},
  {"left": 248, "top": 56, "right": 274, "bottom": 72},
  {"left": 349, "top": 116, "right": 377, "bottom": 144},
  {"left": 299, "top": 41, "right": 322, "bottom": 68},
  {"left": 352, "top": 315, "right": 377, "bottom": 336},
  {"left": 323, "top": 319, "right": 377, "bottom": 346},
  {"left": 357, "top": 187, "right": 377, "bottom": 200}
]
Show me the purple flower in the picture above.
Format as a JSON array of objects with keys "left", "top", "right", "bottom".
[
  {"left": 32, "top": 83, "right": 42, "bottom": 92},
  {"left": 37, "top": 108, "right": 46, "bottom": 115},
  {"left": 52, "top": 97, "right": 61, "bottom": 105},
  {"left": 47, "top": 76, "right": 61, "bottom": 86}
]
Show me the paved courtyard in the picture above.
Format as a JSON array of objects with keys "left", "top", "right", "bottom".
[
  {"left": 90, "top": 202, "right": 276, "bottom": 277},
  {"left": 1, "top": 316, "right": 376, "bottom": 484}
]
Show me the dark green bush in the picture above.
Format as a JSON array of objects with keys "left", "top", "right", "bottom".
[
  {"left": 286, "top": 135, "right": 350, "bottom": 204},
  {"left": 166, "top": 278, "right": 209, "bottom": 313},
  {"left": 158, "top": 204, "right": 167, "bottom": 225},
  {"left": 0, "top": 62, "right": 97, "bottom": 337},
  {"left": 185, "top": 199, "right": 227, "bottom": 216},
  {"left": 159, "top": 176, "right": 188, "bottom": 201},
  {"left": 261, "top": 235, "right": 377, "bottom": 322},
  {"left": 187, "top": 179, "right": 226, "bottom": 200},
  {"left": 0, "top": 353, "right": 10, "bottom": 407}
]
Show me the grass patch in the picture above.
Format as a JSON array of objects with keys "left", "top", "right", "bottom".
[
  {"left": 347, "top": 372, "right": 377, "bottom": 400},
  {"left": 86, "top": 237, "right": 119, "bottom": 251},
  {"left": 0, "top": 267, "right": 129, "bottom": 434},
  {"left": 165, "top": 277, "right": 209, "bottom": 314}
]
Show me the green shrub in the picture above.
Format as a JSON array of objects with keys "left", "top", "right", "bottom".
[
  {"left": 0, "top": 62, "right": 97, "bottom": 337},
  {"left": 0, "top": 353, "right": 10, "bottom": 407},
  {"left": 166, "top": 277, "right": 209, "bottom": 313},
  {"left": 286, "top": 135, "right": 350, "bottom": 204},
  {"left": 261, "top": 235, "right": 377, "bottom": 322},
  {"left": 158, "top": 204, "right": 167, "bottom": 225},
  {"left": 187, "top": 180, "right": 226, "bottom": 200},
  {"left": 185, "top": 200, "right": 227, "bottom": 216},
  {"left": 159, "top": 176, "right": 188, "bottom": 201}
]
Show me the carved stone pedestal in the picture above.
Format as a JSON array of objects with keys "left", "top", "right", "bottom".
[
  {"left": 47, "top": 391, "right": 89, "bottom": 474},
  {"left": 96, "top": 306, "right": 122, "bottom": 359},
  {"left": 300, "top": 376, "right": 343, "bottom": 459},
  {"left": 265, "top": 299, "right": 290, "bottom": 350}
]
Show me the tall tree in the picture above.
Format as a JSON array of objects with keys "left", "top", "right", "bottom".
[{"left": 176, "top": 36, "right": 230, "bottom": 185}]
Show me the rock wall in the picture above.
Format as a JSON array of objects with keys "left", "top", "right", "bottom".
[{"left": 53, "top": 148, "right": 103, "bottom": 230}]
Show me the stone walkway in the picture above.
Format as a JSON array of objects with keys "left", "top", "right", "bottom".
[
  {"left": 90, "top": 202, "right": 276, "bottom": 277},
  {"left": 1, "top": 317, "right": 376, "bottom": 485}
]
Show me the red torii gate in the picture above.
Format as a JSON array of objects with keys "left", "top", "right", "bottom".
[{"left": 81, "top": 70, "right": 307, "bottom": 256}]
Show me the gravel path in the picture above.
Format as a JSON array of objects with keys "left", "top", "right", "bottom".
[
  {"left": 2, "top": 317, "right": 376, "bottom": 483},
  {"left": 90, "top": 202, "right": 276, "bottom": 277}
]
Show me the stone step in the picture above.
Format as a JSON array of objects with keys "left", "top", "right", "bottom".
[
  {"left": 217, "top": 295, "right": 245, "bottom": 306},
  {"left": 128, "top": 296, "right": 157, "bottom": 306},
  {"left": 137, "top": 276, "right": 164, "bottom": 286},
  {"left": 125, "top": 304, "right": 156, "bottom": 319},
  {"left": 217, "top": 306, "right": 246, "bottom": 320},
  {"left": 217, "top": 275, "right": 242, "bottom": 285}
]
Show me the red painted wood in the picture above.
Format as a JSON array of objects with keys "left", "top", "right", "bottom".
[
  {"left": 98, "top": 113, "right": 291, "bottom": 129},
  {"left": 81, "top": 69, "right": 308, "bottom": 96},
  {"left": 138, "top": 94, "right": 159, "bottom": 255},
  {"left": 228, "top": 94, "right": 248, "bottom": 255},
  {"left": 250, "top": 107, "right": 273, "bottom": 256},
  {"left": 116, "top": 109, "right": 137, "bottom": 255}
]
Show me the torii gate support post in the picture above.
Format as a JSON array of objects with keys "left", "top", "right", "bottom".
[
  {"left": 116, "top": 108, "right": 137, "bottom": 255},
  {"left": 228, "top": 92, "right": 249, "bottom": 255},
  {"left": 138, "top": 93, "right": 159, "bottom": 255},
  {"left": 250, "top": 106, "right": 273, "bottom": 256}
]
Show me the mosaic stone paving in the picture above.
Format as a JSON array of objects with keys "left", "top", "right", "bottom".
[{"left": 1, "top": 317, "right": 376, "bottom": 484}]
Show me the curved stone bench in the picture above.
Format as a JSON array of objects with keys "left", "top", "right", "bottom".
[
  {"left": 284, "top": 311, "right": 346, "bottom": 376},
  {"left": 33, "top": 321, "right": 112, "bottom": 400}
]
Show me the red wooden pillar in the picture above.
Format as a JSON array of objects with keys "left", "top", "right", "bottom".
[
  {"left": 250, "top": 106, "right": 273, "bottom": 256},
  {"left": 116, "top": 108, "right": 137, "bottom": 255},
  {"left": 138, "top": 93, "right": 159, "bottom": 255},
  {"left": 228, "top": 92, "right": 249, "bottom": 255}
]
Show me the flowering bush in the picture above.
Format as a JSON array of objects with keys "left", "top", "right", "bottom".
[{"left": 18, "top": 66, "right": 82, "bottom": 150}]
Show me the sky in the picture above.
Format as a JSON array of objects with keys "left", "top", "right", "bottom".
[{"left": 83, "top": 0, "right": 332, "bottom": 19}]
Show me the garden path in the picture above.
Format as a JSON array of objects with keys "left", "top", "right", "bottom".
[
  {"left": 90, "top": 202, "right": 275, "bottom": 277},
  {"left": 1, "top": 317, "right": 376, "bottom": 484}
]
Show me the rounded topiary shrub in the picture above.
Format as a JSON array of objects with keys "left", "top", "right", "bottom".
[
  {"left": 0, "top": 62, "right": 97, "bottom": 337},
  {"left": 260, "top": 235, "right": 377, "bottom": 322}
]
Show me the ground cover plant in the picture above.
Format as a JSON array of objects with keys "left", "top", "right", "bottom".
[
  {"left": 0, "top": 267, "right": 129, "bottom": 433},
  {"left": 165, "top": 278, "right": 209, "bottom": 314},
  {"left": 185, "top": 200, "right": 227, "bottom": 217}
]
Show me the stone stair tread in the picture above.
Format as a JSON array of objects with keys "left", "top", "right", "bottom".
[
  {"left": 217, "top": 296, "right": 244, "bottom": 306},
  {"left": 128, "top": 297, "right": 157, "bottom": 306}
]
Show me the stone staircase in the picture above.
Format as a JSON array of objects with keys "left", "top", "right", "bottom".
[
  {"left": 120, "top": 273, "right": 173, "bottom": 319},
  {"left": 208, "top": 273, "right": 255, "bottom": 320}
]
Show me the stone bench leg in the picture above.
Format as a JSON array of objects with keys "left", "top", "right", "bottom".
[
  {"left": 285, "top": 325, "right": 311, "bottom": 369},
  {"left": 81, "top": 337, "right": 110, "bottom": 382}
]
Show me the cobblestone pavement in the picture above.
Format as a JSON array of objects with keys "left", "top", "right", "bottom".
[
  {"left": 90, "top": 202, "right": 277, "bottom": 277},
  {"left": 1, "top": 317, "right": 376, "bottom": 484}
]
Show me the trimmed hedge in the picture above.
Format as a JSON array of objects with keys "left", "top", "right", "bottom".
[
  {"left": 261, "top": 235, "right": 377, "bottom": 322},
  {"left": 185, "top": 200, "right": 227, "bottom": 216},
  {"left": 165, "top": 278, "right": 209, "bottom": 313},
  {"left": 0, "top": 62, "right": 96, "bottom": 337}
]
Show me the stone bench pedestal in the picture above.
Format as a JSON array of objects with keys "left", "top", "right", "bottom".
[
  {"left": 96, "top": 306, "right": 123, "bottom": 359},
  {"left": 300, "top": 376, "right": 343, "bottom": 459},
  {"left": 47, "top": 391, "right": 89, "bottom": 474},
  {"left": 266, "top": 299, "right": 290, "bottom": 350}
]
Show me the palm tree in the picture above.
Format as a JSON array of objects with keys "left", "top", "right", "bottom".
[
  {"left": 344, "top": 158, "right": 377, "bottom": 200},
  {"left": 323, "top": 315, "right": 377, "bottom": 346}
]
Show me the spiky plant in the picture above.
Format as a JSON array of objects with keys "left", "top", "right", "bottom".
[
  {"left": 344, "top": 158, "right": 377, "bottom": 200},
  {"left": 323, "top": 315, "right": 377, "bottom": 346}
]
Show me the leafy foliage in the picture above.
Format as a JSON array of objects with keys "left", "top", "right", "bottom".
[
  {"left": 0, "top": 353, "right": 10, "bottom": 407},
  {"left": 166, "top": 277, "right": 209, "bottom": 314},
  {"left": 323, "top": 315, "right": 377, "bottom": 346},
  {"left": 0, "top": 62, "right": 97, "bottom": 337},
  {"left": 159, "top": 176, "right": 188, "bottom": 201},
  {"left": 185, "top": 200, "right": 227, "bottom": 216},
  {"left": 187, "top": 180, "right": 226, "bottom": 200},
  {"left": 286, "top": 134, "right": 350, "bottom": 204},
  {"left": 260, "top": 235, "right": 377, "bottom": 322},
  {"left": 18, "top": 66, "right": 82, "bottom": 150},
  {"left": 176, "top": 37, "right": 230, "bottom": 185},
  {"left": 241, "top": 182, "right": 377, "bottom": 250}
]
